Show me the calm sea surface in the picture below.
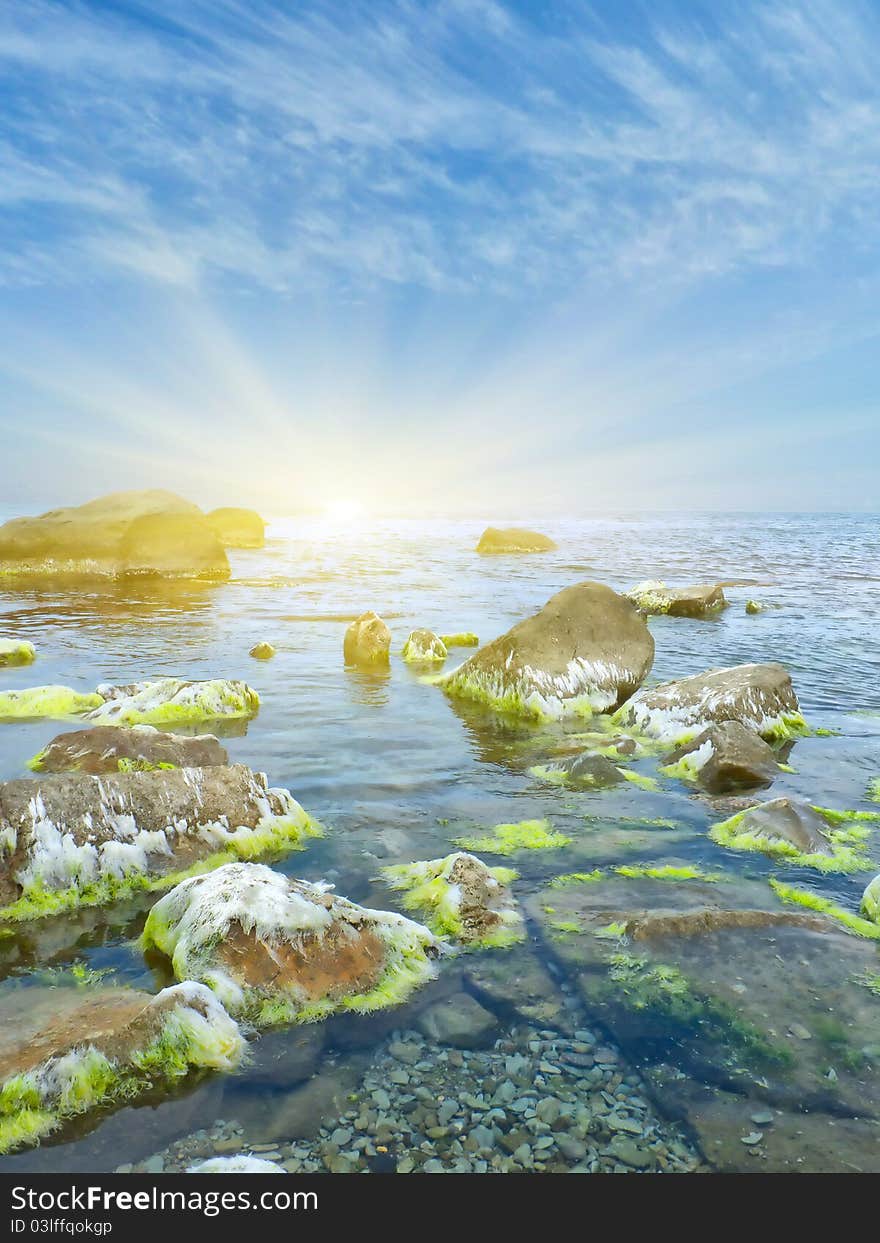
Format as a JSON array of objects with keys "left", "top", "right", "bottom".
[{"left": 0, "top": 511, "right": 878, "bottom": 1171}]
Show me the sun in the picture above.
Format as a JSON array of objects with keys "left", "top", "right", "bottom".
[{"left": 323, "top": 498, "right": 365, "bottom": 523}]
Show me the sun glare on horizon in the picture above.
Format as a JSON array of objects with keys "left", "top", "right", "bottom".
[{"left": 323, "top": 498, "right": 366, "bottom": 524}]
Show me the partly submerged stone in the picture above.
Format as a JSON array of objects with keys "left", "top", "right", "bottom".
[
  {"left": 206, "top": 507, "right": 265, "bottom": 549},
  {"left": 440, "top": 581, "right": 654, "bottom": 720},
  {"left": 0, "top": 764, "right": 318, "bottom": 922},
  {"left": 709, "top": 797, "right": 873, "bottom": 873},
  {"left": 661, "top": 722, "right": 778, "bottom": 794},
  {"left": 0, "top": 639, "right": 36, "bottom": 667},
  {"left": 745, "top": 600, "right": 765, "bottom": 615},
  {"left": 616, "top": 662, "right": 804, "bottom": 744},
  {"left": 536, "top": 752, "right": 626, "bottom": 789},
  {"left": 861, "top": 874, "right": 880, "bottom": 923},
  {"left": 0, "top": 490, "right": 229, "bottom": 580},
  {"left": 401, "top": 629, "right": 448, "bottom": 664},
  {"left": 0, "top": 982, "right": 244, "bottom": 1154},
  {"left": 86, "top": 678, "right": 260, "bottom": 726},
  {"left": 416, "top": 992, "right": 498, "bottom": 1048},
  {"left": 382, "top": 852, "right": 524, "bottom": 948},
  {"left": 0, "top": 685, "right": 103, "bottom": 721},
  {"left": 29, "top": 724, "right": 228, "bottom": 775},
  {"left": 343, "top": 611, "right": 391, "bottom": 666},
  {"left": 626, "top": 581, "right": 727, "bottom": 618},
  {"left": 476, "top": 527, "right": 557, "bottom": 554},
  {"left": 141, "top": 863, "right": 440, "bottom": 1026},
  {"left": 440, "top": 632, "right": 479, "bottom": 648},
  {"left": 189, "top": 1155, "right": 283, "bottom": 1173},
  {"left": 249, "top": 641, "right": 276, "bottom": 660}
]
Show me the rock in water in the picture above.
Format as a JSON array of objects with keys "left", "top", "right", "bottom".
[
  {"left": 382, "top": 851, "right": 524, "bottom": 947},
  {"left": 0, "top": 982, "right": 244, "bottom": 1154},
  {"left": 476, "top": 527, "right": 557, "bottom": 554},
  {"left": 862, "top": 875, "right": 880, "bottom": 923},
  {"left": 141, "top": 863, "right": 439, "bottom": 1026},
  {"left": 0, "top": 639, "right": 36, "bottom": 667},
  {"left": 206, "top": 508, "right": 266, "bottom": 549},
  {"left": 0, "top": 685, "right": 104, "bottom": 720},
  {"left": 626, "top": 581, "right": 727, "bottom": 617},
  {"left": 553, "top": 753, "right": 626, "bottom": 787},
  {"left": 249, "top": 641, "right": 276, "bottom": 660},
  {"left": 440, "top": 581, "right": 654, "bottom": 718},
  {"left": 86, "top": 678, "right": 260, "bottom": 726},
  {"left": 344, "top": 612, "right": 391, "bottom": 666},
  {"left": 0, "top": 764, "right": 319, "bottom": 921},
  {"left": 710, "top": 798, "right": 835, "bottom": 858},
  {"left": 29, "top": 724, "right": 228, "bottom": 774},
  {"left": 440, "top": 632, "right": 479, "bottom": 648},
  {"left": 401, "top": 630, "right": 448, "bottom": 664},
  {"left": 661, "top": 722, "right": 779, "bottom": 794},
  {"left": 0, "top": 490, "right": 229, "bottom": 580},
  {"left": 616, "top": 663, "right": 804, "bottom": 743},
  {"left": 416, "top": 993, "right": 498, "bottom": 1047},
  {"left": 189, "top": 1156, "right": 282, "bottom": 1174}
]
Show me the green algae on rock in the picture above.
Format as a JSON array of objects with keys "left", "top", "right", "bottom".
[
  {"left": 615, "top": 662, "right": 805, "bottom": 744},
  {"left": 29, "top": 724, "right": 228, "bottom": 774},
  {"left": 0, "top": 685, "right": 104, "bottom": 721},
  {"left": 626, "top": 581, "right": 727, "bottom": 618},
  {"left": 249, "top": 641, "right": 276, "bottom": 660},
  {"left": 440, "top": 581, "right": 654, "bottom": 721},
  {"left": 0, "top": 490, "right": 230, "bottom": 581},
  {"left": 659, "top": 721, "right": 778, "bottom": 794},
  {"left": 0, "top": 982, "right": 244, "bottom": 1154},
  {"left": 401, "top": 629, "right": 448, "bottom": 664},
  {"left": 860, "top": 873, "right": 880, "bottom": 924},
  {"left": 141, "top": 863, "right": 439, "bottom": 1027},
  {"left": 0, "top": 764, "right": 319, "bottom": 923},
  {"left": 86, "top": 678, "right": 260, "bottom": 726},
  {"left": 745, "top": 599, "right": 766, "bottom": 614},
  {"left": 382, "top": 852, "right": 524, "bottom": 948},
  {"left": 0, "top": 639, "right": 36, "bottom": 667},
  {"left": 709, "top": 798, "right": 875, "bottom": 873},
  {"left": 439, "top": 632, "right": 479, "bottom": 648},
  {"left": 475, "top": 527, "right": 557, "bottom": 554},
  {"left": 452, "top": 818, "right": 571, "bottom": 856},
  {"left": 530, "top": 753, "right": 625, "bottom": 789},
  {"left": 770, "top": 878, "right": 880, "bottom": 941}
]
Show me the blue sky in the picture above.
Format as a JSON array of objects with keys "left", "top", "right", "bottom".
[{"left": 0, "top": 0, "right": 878, "bottom": 514}]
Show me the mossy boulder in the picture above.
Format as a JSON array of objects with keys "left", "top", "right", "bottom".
[
  {"left": 142, "top": 863, "right": 440, "bottom": 1026},
  {"left": 546, "top": 753, "right": 626, "bottom": 788},
  {"left": 440, "top": 632, "right": 479, "bottom": 648},
  {"left": 661, "top": 721, "right": 778, "bottom": 793},
  {"left": 207, "top": 508, "right": 265, "bottom": 549},
  {"left": 86, "top": 678, "right": 259, "bottom": 726},
  {"left": 29, "top": 724, "right": 228, "bottom": 775},
  {"left": 401, "top": 629, "right": 447, "bottom": 664},
  {"left": 527, "top": 871, "right": 880, "bottom": 1133},
  {"left": 249, "top": 642, "right": 276, "bottom": 660},
  {"left": 0, "top": 490, "right": 229, "bottom": 580},
  {"left": 709, "top": 797, "right": 873, "bottom": 872},
  {"left": 440, "top": 581, "right": 654, "bottom": 719},
  {"left": 382, "top": 851, "right": 524, "bottom": 947},
  {"left": 616, "top": 662, "right": 803, "bottom": 744},
  {"left": 476, "top": 527, "right": 557, "bottom": 554},
  {"left": 343, "top": 611, "right": 391, "bottom": 666},
  {"left": 0, "top": 764, "right": 318, "bottom": 922},
  {"left": 0, "top": 982, "right": 244, "bottom": 1154},
  {"left": 862, "top": 874, "right": 880, "bottom": 923},
  {"left": 0, "top": 639, "right": 36, "bottom": 667},
  {"left": 626, "top": 581, "right": 727, "bottom": 617},
  {"left": 0, "top": 685, "right": 103, "bottom": 721}
]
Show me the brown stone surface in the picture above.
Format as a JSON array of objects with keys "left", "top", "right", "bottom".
[{"left": 32, "top": 725, "right": 228, "bottom": 774}]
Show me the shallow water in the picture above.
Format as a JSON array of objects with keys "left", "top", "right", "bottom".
[{"left": 0, "top": 512, "right": 878, "bottom": 1172}]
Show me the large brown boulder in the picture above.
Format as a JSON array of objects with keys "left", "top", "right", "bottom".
[
  {"left": 476, "top": 527, "right": 557, "bottom": 554},
  {"left": 616, "top": 662, "right": 802, "bottom": 743},
  {"left": 0, "top": 764, "right": 317, "bottom": 921},
  {"left": 0, "top": 982, "right": 244, "bottom": 1154},
  {"left": 0, "top": 490, "right": 229, "bottom": 580},
  {"left": 207, "top": 507, "right": 265, "bottom": 549},
  {"left": 142, "top": 863, "right": 439, "bottom": 1026},
  {"left": 343, "top": 611, "right": 391, "bottom": 666},
  {"left": 29, "top": 724, "right": 228, "bottom": 775},
  {"left": 440, "top": 581, "right": 654, "bottom": 718},
  {"left": 627, "top": 581, "right": 727, "bottom": 617},
  {"left": 661, "top": 721, "right": 779, "bottom": 793}
]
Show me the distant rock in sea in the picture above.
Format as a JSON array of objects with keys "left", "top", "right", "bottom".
[
  {"left": 476, "top": 527, "right": 557, "bottom": 554},
  {"left": 207, "top": 507, "right": 266, "bottom": 549}
]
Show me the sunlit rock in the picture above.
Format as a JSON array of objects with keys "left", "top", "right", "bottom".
[
  {"left": 0, "top": 639, "right": 36, "bottom": 667},
  {"left": 0, "top": 764, "right": 319, "bottom": 922},
  {"left": 626, "top": 581, "right": 727, "bottom": 617},
  {"left": 615, "top": 662, "right": 804, "bottom": 743},
  {"left": 343, "top": 611, "right": 391, "bottom": 666},
  {"left": 439, "top": 632, "right": 479, "bottom": 648},
  {"left": 189, "top": 1155, "right": 282, "bottom": 1173},
  {"left": 401, "top": 629, "right": 447, "bottom": 664},
  {"left": 142, "top": 862, "right": 440, "bottom": 1027},
  {"left": 0, "top": 490, "right": 229, "bottom": 580},
  {"left": 86, "top": 677, "right": 260, "bottom": 726},
  {"left": 382, "top": 851, "right": 524, "bottom": 947},
  {"left": 206, "top": 507, "right": 265, "bottom": 549},
  {"left": 29, "top": 724, "right": 228, "bottom": 775},
  {"left": 0, "top": 982, "right": 244, "bottom": 1154},
  {"left": 249, "top": 641, "right": 276, "bottom": 660},
  {"left": 440, "top": 581, "right": 654, "bottom": 719},
  {"left": 0, "top": 685, "right": 103, "bottom": 720},
  {"left": 660, "top": 721, "right": 778, "bottom": 793},
  {"left": 476, "top": 526, "right": 557, "bottom": 553}
]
